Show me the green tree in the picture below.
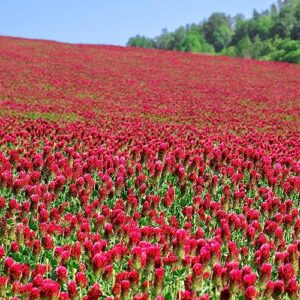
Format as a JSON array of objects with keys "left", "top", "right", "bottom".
[
  {"left": 251, "top": 36, "right": 263, "bottom": 59},
  {"left": 283, "top": 48, "right": 300, "bottom": 63},
  {"left": 183, "top": 30, "right": 214, "bottom": 53},
  {"left": 155, "top": 28, "right": 174, "bottom": 50},
  {"left": 171, "top": 27, "right": 187, "bottom": 51},
  {"left": 270, "top": 38, "right": 300, "bottom": 62},
  {"left": 254, "top": 15, "right": 274, "bottom": 40},
  {"left": 236, "top": 35, "right": 252, "bottom": 57},
  {"left": 259, "top": 38, "right": 276, "bottom": 58},
  {"left": 221, "top": 46, "right": 237, "bottom": 57},
  {"left": 203, "top": 13, "right": 233, "bottom": 51},
  {"left": 231, "top": 16, "right": 248, "bottom": 45},
  {"left": 126, "top": 35, "right": 155, "bottom": 48},
  {"left": 291, "top": 20, "right": 300, "bottom": 39},
  {"left": 271, "top": 0, "right": 298, "bottom": 38}
]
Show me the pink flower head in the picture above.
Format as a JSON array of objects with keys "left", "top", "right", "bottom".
[
  {"left": 273, "top": 280, "right": 284, "bottom": 298},
  {"left": 40, "top": 279, "right": 60, "bottom": 299},
  {"left": 75, "top": 272, "right": 87, "bottom": 288},
  {"left": 286, "top": 277, "right": 299, "bottom": 299},
  {"left": 68, "top": 281, "right": 77, "bottom": 298},
  {"left": 278, "top": 263, "right": 295, "bottom": 283},
  {"left": 245, "top": 286, "right": 257, "bottom": 300},
  {"left": 55, "top": 266, "right": 68, "bottom": 283},
  {"left": 87, "top": 283, "right": 102, "bottom": 299}
]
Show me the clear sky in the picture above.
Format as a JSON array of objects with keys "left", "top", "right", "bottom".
[{"left": 1, "top": 0, "right": 276, "bottom": 46}]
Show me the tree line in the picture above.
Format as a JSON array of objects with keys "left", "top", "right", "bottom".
[{"left": 127, "top": 0, "right": 300, "bottom": 63}]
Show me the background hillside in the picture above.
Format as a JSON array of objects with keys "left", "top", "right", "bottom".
[
  {"left": 1, "top": 36, "right": 299, "bottom": 132},
  {"left": 127, "top": 0, "right": 300, "bottom": 63}
]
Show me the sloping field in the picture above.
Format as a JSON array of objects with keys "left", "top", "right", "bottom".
[{"left": 0, "top": 36, "right": 299, "bottom": 299}]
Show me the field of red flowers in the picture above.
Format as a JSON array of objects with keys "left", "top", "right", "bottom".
[{"left": 0, "top": 36, "right": 299, "bottom": 299}]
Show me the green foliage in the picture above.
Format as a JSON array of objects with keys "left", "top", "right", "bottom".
[
  {"left": 203, "top": 13, "right": 233, "bottom": 51},
  {"left": 183, "top": 30, "right": 214, "bottom": 53},
  {"left": 270, "top": 38, "right": 300, "bottom": 62},
  {"left": 254, "top": 15, "right": 274, "bottom": 39},
  {"left": 127, "top": 0, "right": 300, "bottom": 63},
  {"left": 251, "top": 36, "right": 264, "bottom": 59},
  {"left": 182, "top": 32, "right": 202, "bottom": 52},
  {"left": 221, "top": 46, "right": 237, "bottom": 57},
  {"left": 235, "top": 35, "right": 252, "bottom": 58},
  {"left": 271, "top": 0, "right": 299, "bottom": 38},
  {"left": 291, "top": 20, "right": 300, "bottom": 39},
  {"left": 127, "top": 35, "right": 155, "bottom": 48},
  {"left": 283, "top": 49, "right": 300, "bottom": 62},
  {"left": 155, "top": 28, "right": 175, "bottom": 50},
  {"left": 171, "top": 26, "right": 187, "bottom": 51}
]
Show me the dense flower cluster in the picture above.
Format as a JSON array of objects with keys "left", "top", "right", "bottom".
[{"left": 0, "top": 36, "right": 299, "bottom": 299}]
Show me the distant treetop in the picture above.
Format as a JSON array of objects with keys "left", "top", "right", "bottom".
[{"left": 127, "top": 0, "right": 300, "bottom": 63}]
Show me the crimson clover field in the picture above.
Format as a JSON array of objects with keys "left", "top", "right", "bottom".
[{"left": 0, "top": 36, "right": 299, "bottom": 299}]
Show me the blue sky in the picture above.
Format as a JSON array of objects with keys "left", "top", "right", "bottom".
[{"left": 1, "top": 0, "right": 276, "bottom": 46}]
